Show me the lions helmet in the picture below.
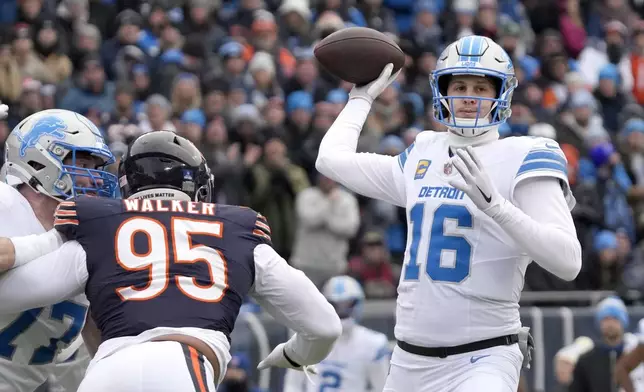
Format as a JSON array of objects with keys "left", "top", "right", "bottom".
[
  {"left": 430, "top": 35, "right": 518, "bottom": 137},
  {"left": 2, "top": 109, "right": 118, "bottom": 199},
  {"left": 322, "top": 275, "right": 365, "bottom": 321},
  {"left": 119, "top": 130, "right": 214, "bottom": 202}
]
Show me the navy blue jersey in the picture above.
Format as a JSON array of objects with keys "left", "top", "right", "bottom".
[{"left": 54, "top": 196, "right": 272, "bottom": 342}]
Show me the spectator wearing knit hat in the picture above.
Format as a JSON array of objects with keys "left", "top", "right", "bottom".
[
  {"left": 12, "top": 23, "right": 56, "bottom": 84},
  {"left": 248, "top": 137, "right": 310, "bottom": 260},
  {"left": 244, "top": 9, "right": 296, "bottom": 81},
  {"left": 33, "top": 18, "right": 72, "bottom": 84},
  {"left": 579, "top": 231, "right": 626, "bottom": 290},
  {"left": 179, "top": 107, "right": 206, "bottom": 146},
  {"left": 137, "top": 94, "right": 175, "bottom": 134},
  {"left": 557, "top": 89, "right": 609, "bottom": 156},
  {"left": 578, "top": 20, "right": 634, "bottom": 95},
  {"left": 572, "top": 296, "right": 644, "bottom": 392},
  {"left": 59, "top": 53, "right": 115, "bottom": 114},
  {"left": 594, "top": 63, "right": 632, "bottom": 133},
  {"left": 283, "top": 90, "right": 313, "bottom": 147},
  {"left": 282, "top": 46, "right": 330, "bottom": 101},
  {"left": 278, "top": 0, "right": 315, "bottom": 50},
  {"left": 68, "top": 23, "right": 101, "bottom": 71},
  {"left": 247, "top": 50, "right": 283, "bottom": 109},
  {"left": 101, "top": 9, "right": 144, "bottom": 80}
]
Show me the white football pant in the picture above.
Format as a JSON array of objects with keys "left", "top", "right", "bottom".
[
  {"left": 78, "top": 340, "right": 218, "bottom": 392},
  {"left": 383, "top": 343, "right": 523, "bottom": 392}
]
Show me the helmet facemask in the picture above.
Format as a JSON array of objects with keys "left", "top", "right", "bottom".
[
  {"left": 431, "top": 69, "right": 517, "bottom": 137},
  {"left": 54, "top": 143, "right": 118, "bottom": 199}
]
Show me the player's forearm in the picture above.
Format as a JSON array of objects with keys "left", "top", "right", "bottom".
[
  {"left": 0, "top": 237, "right": 16, "bottom": 272},
  {"left": 491, "top": 200, "right": 582, "bottom": 281},
  {"left": 316, "top": 98, "right": 370, "bottom": 173},
  {"left": 315, "top": 99, "right": 405, "bottom": 206},
  {"left": 252, "top": 244, "right": 342, "bottom": 362},
  {"left": 3, "top": 229, "right": 65, "bottom": 271}
]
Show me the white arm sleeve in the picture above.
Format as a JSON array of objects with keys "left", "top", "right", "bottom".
[
  {"left": 0, "top": 241, "right": 87, "bottom": 314},
  {"left": 250, "top": 244, "right": 342, "bottom": 366},
  {"left": 11, "top": 229, "right": 65, "bottom": 268},
  {"left": 493, "top": 177, "right": 582, "bottom": 281},
  {"left": 315, "top": 98, "right": 407, "bottom": 207}
]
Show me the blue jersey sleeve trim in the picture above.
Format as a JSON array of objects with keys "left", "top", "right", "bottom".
[
  {"left": 397, "top": 142, "right": 415, "bottom": 172},
  {"left": 517, "top": 161, "right": 568, "bottom": 176},
  {"left": 523, "top": 150, "right": 567, "bottom": 167},
  {"left": 517, "top": 148, "right": 568, "bottom": 177}
]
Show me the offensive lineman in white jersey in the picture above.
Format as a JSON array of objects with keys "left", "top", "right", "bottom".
[
  {"left": 283, "top": 276, "right": 390, "bottom": 392},
  {"left": 315, "top": 35, "right": 582, "bottom": 392},
  {"left": 0, "top": 109, "right": 118, "bottom": 391}
]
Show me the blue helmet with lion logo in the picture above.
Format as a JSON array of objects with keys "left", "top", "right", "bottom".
[{"left": 1, "top": 109, "right": 118, "bottom": 199}]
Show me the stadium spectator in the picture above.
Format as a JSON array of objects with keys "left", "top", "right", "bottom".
[
  {"left": 569, "top": 297, "right": 644, "bottom": 392},
  {"left": 291, "top": 173, "right": 360, "bottom": 287}
]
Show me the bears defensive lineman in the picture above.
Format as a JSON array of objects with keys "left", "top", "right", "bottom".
[
  {"left": 283, "top": 276, "right": 390, "bottom": 392},
  {"left": 0, "top": 109, "right": 118, "bottom": 391},
  {"left": 315, "top": 35, "right": 582, "bottom": 391},
  {"left": 0, "top": 131, "right": 341, "bottom": 391}
]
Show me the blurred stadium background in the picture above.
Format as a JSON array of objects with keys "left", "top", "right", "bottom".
[{"left": 1, "top": 0, "right": 643, "bottom": 390}]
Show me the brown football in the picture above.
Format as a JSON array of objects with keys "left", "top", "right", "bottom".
[{"left": 314, "top": 27, "right": 405, "bottom": 86}]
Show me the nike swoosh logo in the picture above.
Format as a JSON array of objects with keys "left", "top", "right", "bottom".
[
  {"left": 477, "top": 186, "right": 492, "bottom": 203},
  {"left": 470, "top": 355, "right": 490, "bottom": 364},
  {"left": 545, "top": 142, "right": 559, "bottom": 149}
]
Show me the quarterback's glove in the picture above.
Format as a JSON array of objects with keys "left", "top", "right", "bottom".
[
  {"left": 0, "top": 102, "right": 8, "bottom": 119},
  {"left": 349, "top": 63, "right": 401, "bottom": 105},
  {"left": 257, "top": 342, "right": 318, "bottom": 374},
  {"left": 448, "top": 146, "right": 504, "bottom": 216}
]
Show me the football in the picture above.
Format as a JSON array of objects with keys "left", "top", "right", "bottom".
[{"left": 314, "top": 27, "right": 405, "bottom": 86}]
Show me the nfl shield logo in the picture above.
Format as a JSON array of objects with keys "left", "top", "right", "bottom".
[{"left": 444, "top": 162, "right": 453, "bottom": 175}]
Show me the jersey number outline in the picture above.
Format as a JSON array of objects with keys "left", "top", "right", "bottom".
[
  {"left": 402, "top": 203, "right": 473, "bottom": 283},
  {"left": 0, "top": 301, "right": 87, "bottom": 365},
  {"left": 115, "top": 217, "right": 229, "bottom": 303},
  {"left": 319, "top": 369, "right": 342, "bottom": 392}
]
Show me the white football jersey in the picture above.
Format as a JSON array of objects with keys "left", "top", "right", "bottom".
[
  {"left": 283, "top": 325, "right": 390, "bottom": 392},
  {"left": 393, "top": 132, "right": 574, "bottom": 347},
  {"left": 0, "top": 182, "right": 89, "bottom": 392}
]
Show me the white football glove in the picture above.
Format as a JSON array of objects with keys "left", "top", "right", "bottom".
[
  {"left": 349, "top": 63, "right": 401, "bottom": 105},
  {"left": 0, "top": 102, "right": 8, "bottom": 119},
  {"left": 448, "top": 146, "right": 505, "bottom": 216},
  {"left": 257, "top": 342, "right": 318, "bottom": 374}
]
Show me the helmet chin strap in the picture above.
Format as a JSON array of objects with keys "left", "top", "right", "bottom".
[{"left": 129, "top": 188, "right": 192, "bottom": 201}]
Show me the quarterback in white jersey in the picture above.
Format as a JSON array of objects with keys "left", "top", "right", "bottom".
[
  {"left": 316, "top": 35, "right": 582, "bottom": 392},
  {"left": 0, "top": 109, "right": 118, "bottom": 391},
  {"left": 283, "top": 276, "right": 390, "bottom": 392}
]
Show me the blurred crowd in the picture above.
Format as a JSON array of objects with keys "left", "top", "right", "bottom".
[{"left": 0, "top": 0, "right": 643, "bottom": 304}]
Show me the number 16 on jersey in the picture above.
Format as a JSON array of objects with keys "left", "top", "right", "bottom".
[{"left": 402, "top": 203, "right": 474, "bottom": 283}]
